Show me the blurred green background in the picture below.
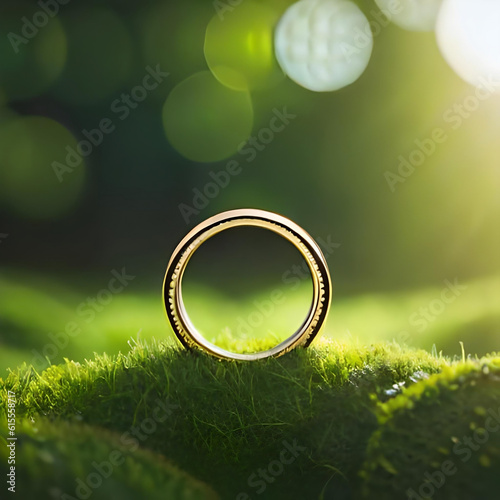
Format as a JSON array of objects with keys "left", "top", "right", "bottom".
[{"left": 0, "top": 0, "right": 499, "bottom": 376}]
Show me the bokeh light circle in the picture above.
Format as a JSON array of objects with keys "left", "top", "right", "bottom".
[
  {"left": 162, "top": 71, "right": 253, "bottom": 163},
  {"left": 274, "top": 0, "right": 373, "bottom": 92},
  {"left": 0, "top": 3, "right": 67, "bottom": 100},
  {"left": 0, "top": 116, "right": 86, "bottom": 219},
  {"left": 436, "top": 0, "right": 500, "bottom": 90},
  {"left": 204, "top": 1, "right": 284, "bottom": 91},
  {"left": 375, "top": 0, "right": 443, "bottom": 31}
]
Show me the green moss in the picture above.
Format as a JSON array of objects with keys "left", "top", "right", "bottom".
[
  {"left": 1, "top": 339, "right": 446, "bottom": 499},
  {"left": 360, "top": 356, "right": 500, "bottom": 499},
  {"left": 2, "top": 270, "right": 500, "bottom": 497},
  {"left": 0, "top": 416, "right": 217, "bottom": 500}
]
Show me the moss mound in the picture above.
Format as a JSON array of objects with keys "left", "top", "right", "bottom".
[
  {"left": 0, "top": 417, "right": 217, "bottom": 500},
  {"left": 2, "top": 339, "right": 500, "bottom": 498},
  {"left": 1, "top": 339, "right": 445, "bottom": 499},
  {"left": 360, "top": 357, "right": 500, "bottom": 499}
]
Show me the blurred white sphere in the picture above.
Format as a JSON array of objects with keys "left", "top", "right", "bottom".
[
  {"left": 437, "top": 0, "right": 500, "bottom": 90},
  {"left": 274, "top": 0, "right": 373, "bottom": 92},
  {"left": 374, "top": 0, "right": 443, "bottom": 31}
]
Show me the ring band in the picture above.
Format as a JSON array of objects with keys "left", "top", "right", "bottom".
[{"left": 163, "top": 209, "right": 332, "bottom": 361}]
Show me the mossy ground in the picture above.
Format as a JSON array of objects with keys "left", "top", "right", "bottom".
[
  {"left": 361, "top": 357, "right": 500, "bottom": 499},
  {"left": 2, "top": 337, "right": 499, "bottom": 499},
  {"left": 0, "top": 417, "right": 217, "bottom": 500},
  {"left": 1, "top": 271, "right": 500, "bottom": 498}
]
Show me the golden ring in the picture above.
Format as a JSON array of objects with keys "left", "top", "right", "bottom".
[{"left": 163, "top": 209, "right": 332, "bottom": 361}]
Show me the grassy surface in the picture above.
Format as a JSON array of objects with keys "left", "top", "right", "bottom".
[
  {"left": 4, "top": 337, "right": 499, "bottom": 499},
  {"left": 1, "top": 270, "right": 500, "bottom": 498}
]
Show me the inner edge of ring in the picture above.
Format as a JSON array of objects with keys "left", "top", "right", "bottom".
[{"left": 168, "top": 218, "right": 327, "bottom": 360}]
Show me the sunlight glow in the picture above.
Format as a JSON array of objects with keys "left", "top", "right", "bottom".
[{"left": 437, "top": 0, "right": 500, "bottom": 90}]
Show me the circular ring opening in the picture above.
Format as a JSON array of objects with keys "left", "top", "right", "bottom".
[{"left": 180, "top": 225, "right": 314, "bottom": 353}]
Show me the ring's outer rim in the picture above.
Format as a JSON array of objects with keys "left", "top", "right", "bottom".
[{"left": 162, "top": 208, "right": 332, "bottom": 361}]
